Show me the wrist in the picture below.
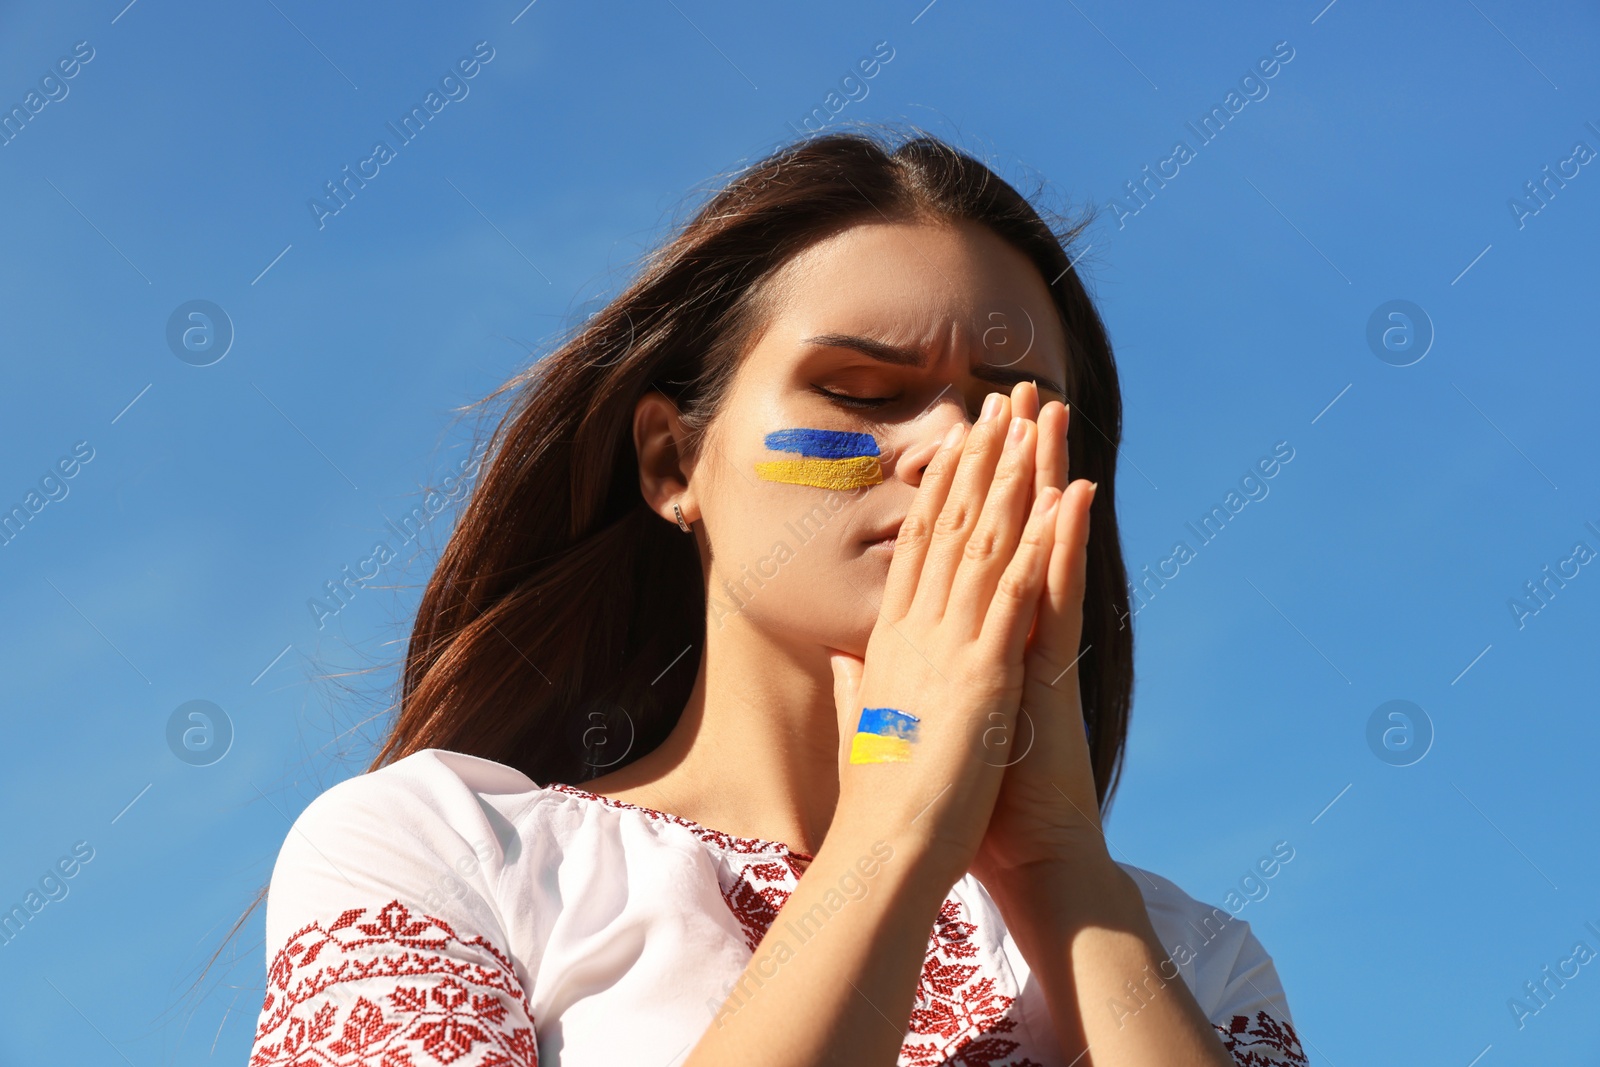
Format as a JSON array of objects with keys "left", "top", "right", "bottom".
[
  {"left": 832, "top": 806, "right": 966, "bottom": 908},
  {"left": 822, "top": 808, "right": 966, "bottom": 910},
  {"left": 980, "top": 847, "right": 1146, "bottom": 939}
]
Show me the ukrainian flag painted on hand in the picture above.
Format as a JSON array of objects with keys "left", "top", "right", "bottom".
[
  {"left": 849, "top": 706, "right": 921, "bottom": 764},
  {"left": 755, "top": 428, "right": 883, "bottom": 491}
]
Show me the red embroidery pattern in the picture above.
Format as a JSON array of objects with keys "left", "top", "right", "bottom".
[
  {"left": 1214, "top": 1009, "right": 1310, "bottom": 1066},
  {"left": 251, "top": 900, "right": 538, "bottom": 1067},
  {"left": 901, "top": 897, "right": 1042, "bottom": 1067},
  {"left": 721, "top": 857, "right": 808, "bottom": 952}
]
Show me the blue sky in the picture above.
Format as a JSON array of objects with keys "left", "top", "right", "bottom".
[{"left": 2, "top": 0, "right": 1597, "bottom": 1063}]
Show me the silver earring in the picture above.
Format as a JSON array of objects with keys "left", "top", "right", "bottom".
[{"left": 673, "top": 502, "right": 691, "bottom": 532}]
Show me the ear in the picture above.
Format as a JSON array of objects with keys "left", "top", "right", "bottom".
[{"left": 634, "top": 389, "right": 698, "bottom": 526}]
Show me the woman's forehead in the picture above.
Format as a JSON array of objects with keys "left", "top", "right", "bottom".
[{"left": 749, "top": 218, "right": 1068, "bottom": 379}]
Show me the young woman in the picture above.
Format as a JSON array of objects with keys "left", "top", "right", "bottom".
[{"left": 246, "top": 127, "right": 1308, "bottom": 1067}]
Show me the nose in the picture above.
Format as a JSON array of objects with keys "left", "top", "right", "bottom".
[{"left": 891, "top": 393, "right": 977, "bottom": 486}]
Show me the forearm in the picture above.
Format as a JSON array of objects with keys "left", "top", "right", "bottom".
[
  {"left": 684, "top": 819, "right": 954, "bottom": 1067},
  {"left": 987, "top": 851, "right": 1237, "bottom": 1067}
]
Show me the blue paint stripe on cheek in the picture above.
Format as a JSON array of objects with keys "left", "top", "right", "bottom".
[{"left": 764, "top": 428, "right": 880, "bottom": 459}]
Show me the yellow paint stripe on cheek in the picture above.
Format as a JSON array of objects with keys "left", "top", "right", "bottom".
[{"left": 753, "top": 455, "right": 883, "bottom": 490}]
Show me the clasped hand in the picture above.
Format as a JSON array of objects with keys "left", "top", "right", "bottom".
[{"left": 828, "top": 380, "right": 1106, "bottom": 888}]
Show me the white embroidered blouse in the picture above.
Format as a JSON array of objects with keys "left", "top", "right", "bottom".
[{"left": 249, "top": 748, "right": 1308, "bottom": 1067}]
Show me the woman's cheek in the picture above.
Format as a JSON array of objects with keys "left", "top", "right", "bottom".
[{"left": 700, "top": 426, "right": 885, "bottom": 635}]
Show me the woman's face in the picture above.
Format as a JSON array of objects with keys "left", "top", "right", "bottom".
[{"left": 690, "top": 215, "right": 1071, "bottom": 655}]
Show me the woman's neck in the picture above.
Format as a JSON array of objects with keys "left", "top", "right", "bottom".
[{"left": 577, "top": 622, "right": 843, "bottom": 857}]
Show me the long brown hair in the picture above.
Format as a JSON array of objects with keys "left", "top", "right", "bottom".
[{"left": 194, "top": 122, "right": 1134, "bottom": 1036}]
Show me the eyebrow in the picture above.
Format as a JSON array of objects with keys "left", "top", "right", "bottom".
[{"left": 800, "top": 332, "right": 1068, "bottom": 399}]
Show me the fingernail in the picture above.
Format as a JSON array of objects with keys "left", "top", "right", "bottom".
[
  {"left": 1006, "top": 415, "right": 1026, "bottom": 444},
  {"left": 941, "top": 422, "right": 964, "bottom": 450},
  {"left": 979, "top": 393, "right": 1002, "bottom": 423},
  {"left": 1032, "top": 487, "right": 1060, "bottom": 516}
]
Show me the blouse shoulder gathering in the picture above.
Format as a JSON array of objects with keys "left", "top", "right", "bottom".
[
  {"left": 1112, "top": 863, "right": 1307, "bottom": 1064},
  {"left": 248, "top": 748, "right": 1308, "bottom": 1067}
]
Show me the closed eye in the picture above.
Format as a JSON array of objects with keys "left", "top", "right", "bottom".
[{"left": 813, "top": 385, "right": 896, "bottom": 409}]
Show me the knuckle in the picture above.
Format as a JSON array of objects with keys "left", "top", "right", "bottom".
[
  {"left": 963, "top": 526, "right": 999, "bottom": 563},
  {"left": 994, "top": 564, "right": 1034, "bottom": 602},
  {"left": 934, "top": 500, "right": 973, "bottom": 538},
  {"left": 1001, "top": 464, "right": 1034, "bottom": 498},
  {"left": 896, "top": 511, "right": 933, "bottom": 547}
]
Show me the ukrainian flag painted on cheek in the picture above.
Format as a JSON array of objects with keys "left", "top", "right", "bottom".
[
  {"left": 849, "top": 706, "right": 922, "bottom": 764},
  {"left": 755, "top": 428, "right": 883, "bottom": 491}
]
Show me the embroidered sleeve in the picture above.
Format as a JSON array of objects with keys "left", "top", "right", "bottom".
[
  {"left": 1208, "top": 922, "right": 1309, "bottom": 1067},
  {"left": 248, "top": 776, "right": 539, "bottom": 1067}
]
